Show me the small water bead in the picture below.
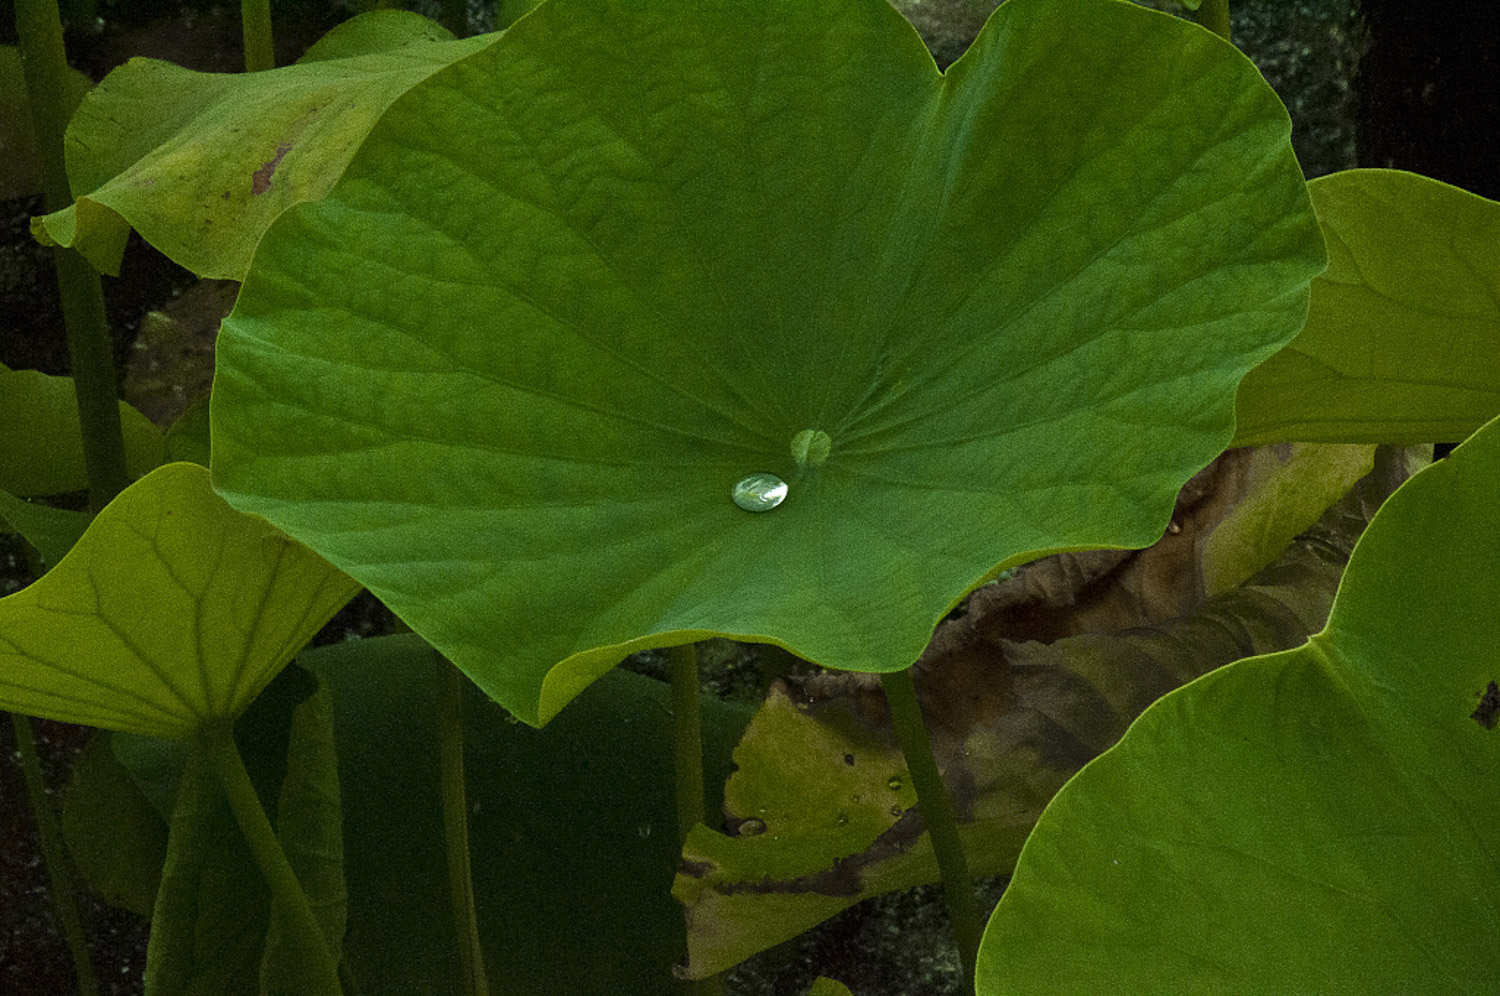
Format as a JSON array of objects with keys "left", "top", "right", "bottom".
[
  {"left": 731, "top": 473, "right": 788, "bottom": 512},
  {"left": 886, "top": 775, "right": 903, "bottom": 791},
  {"left": 790, "top": 428, "right": 832, "bottom": 468},
  {"left": 736, "top": 818, "right": 768, "bottom": 837}
]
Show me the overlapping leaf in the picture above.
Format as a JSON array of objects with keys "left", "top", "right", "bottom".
[
  {"left": 674, "top": 445, "right": 1417, "bottom": 978},
  {"left": 1235, "top": 169, "right": 1500, "bottom": 445},
  {"left": 212, "top": 0, "right": 1323, "bottom": 724},
  {"left": 977, "top": 415, "right": 1500, "bottom": 991},
  {"left": 0, "top": 463, "right": 359, "bottom": 738}
]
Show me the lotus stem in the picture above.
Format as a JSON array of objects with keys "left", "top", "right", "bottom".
[
  {"left": 880, "top": 667, "right": 980, "bottom": 992},
  {"left": 669, "top": 642, "right": 707, "bottom": 844},
  {"left": 10, "top": 713, "right": 99, "bottom": 996},
  {"left": 1193, "top": 0, "right": 1231, "bottom": 43},
  {"left": 203, "top": 726, "right": 342, "bottom": 995},
  {"left": 240, "top": 0, "right": 275, "bottom": 72},
  {"left": 14, "top": 0, "right": 129, "bottom": 511},
  {"left": 437, "top": 660, "right": 489, "bottom": 996},
  {"left": 668, "top": 642, "right": 725, "bottom": 995}
]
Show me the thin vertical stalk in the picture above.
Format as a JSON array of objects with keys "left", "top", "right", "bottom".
[
  {"left": 203, "top": 727, "right": 342, "bottom": 995},
  {"left": 241, "top": 0, "right": 275, "bottom": 72},
  {"left": 1193, "top": 0, "right": 1231, "bottom": 43},
  {"left": 14, "top": 0, "right": 129, "bottom": 511},
  {"left": 441, "top": 0, "right": 467, "bottom": 37},
  {"left": 880, "top": 668, "right": 980, "bottom": 992},
  {"left": 9, "top": 713, "right": 99, "bottom": 996},
  {"left": 437, "top": 660, "right": 489, "bottom": 996},
  {"left": 667, "top": 643, "right": 723, "bottom": 996},
  {"left": 668, "top": 642, "right": 706, "bottom": 844}
]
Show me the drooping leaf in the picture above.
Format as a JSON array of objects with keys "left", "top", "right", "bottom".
[
  {"left": 675, "top": 446, "right": 1421, "bottom": 977},
  {"left": 60, "top": 731, "right": 168, "bottom": 917},
  {"left": 977, "top": 415, "right": 1500, "bottom": 991},
  {"left": 0, "top": 463, "right": 360, "bottom": 738},
  {"left": 1198, "top": 442, "right": 1374, "bottom": 596},
  {"left": 212, "top": 0, "right": 1323, "bottom": 726},
  {"left": 143, "top": 746, "right": 265, "bottom": 996},
  {"left": 0, "top": 488, "right": 89, "bottom": 568},
  {"left": 1235, "top": 169, "right": 1500, "bottom": 446},
  {"left": 260, "top": 677, "right": 347, "bottom": 994},
  {"left": 297, "top": 633, "right": 752, "bottom": 995},
  {"left": 30, "top": 16, "right": 492, "bottom": 279},
  {"left": 131, "top": 665, "right": 330, "bottom": 996},
  {"left": 0, "top": 361, "right": 163, "bottom": 496}
]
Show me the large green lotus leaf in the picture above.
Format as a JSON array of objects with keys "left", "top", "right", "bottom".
[
  {"left": 297, "top": 633, "right": 752, "bottom": 994},
  {"left": 212, "top": 0, "right": 1324, "bottom": 725},
  {"left": 30, "top": 15, "right": 492, "bottom": 279},
  {"left": 976, "top": 415, "right": 1500, "bottom": 991},
  {"left": 1235, "top": 169, "right": 1500, "bottom": 446},
  {"left": 0, "top": 462, "right": 360, "bottom": 738},
  {"left": 0, "top": 361, "right": 163, "bottom": 495}
]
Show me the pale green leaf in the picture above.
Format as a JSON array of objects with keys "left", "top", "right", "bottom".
[
  {"left": 1235, "top": 169, "right": 1500, "bottom": 445},
  {"left": 0, "top": 463, "right": 360, "bottom": 738},
  {"left": 31, "top": 22, "right": 492, "bottom": 278}
]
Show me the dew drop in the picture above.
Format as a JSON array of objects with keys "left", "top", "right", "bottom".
[
  {"left": 731, "top": 473, "right": 787, "bottom": 512},
  {"left": 834, "top": 812, "right": 850, "bottom": 827},
  {"left": 737, "top": 818, "right": 767, "bottom": 837},
  {"left": 886, "top": 775, "right": 903, "bottom": 791}
]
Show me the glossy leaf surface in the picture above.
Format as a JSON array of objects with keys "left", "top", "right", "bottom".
[
  {"left": 31, "top": 13, "right": 491, "bottom": 279},
  {"left": 0, "top": 463, "right": 359, "bottom": 738},
  {"left": 1235, "top": 169, "right": 1500, "bottom": 445},
  {"left": 213, "top": 0, "right": 1323, "bottom": 724},
  {"left": 978, "top": 416, "right": 1500, "bottom": 991}
]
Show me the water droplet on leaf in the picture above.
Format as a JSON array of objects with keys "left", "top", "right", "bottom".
[
  {"left": 731, "top": 473, "right": 787, "bottom": 512},
  {"left": 834, "top": 812, "right": 849, "bottom": 827},
  {"left": 737, "top": 818, "right": 767, "bottom": 836},
  {"left": 790, "top": 428, "right": 832, "bottom": 468},
  {"left": 886, "top": 775, "right": 903, "bottom": 791}
]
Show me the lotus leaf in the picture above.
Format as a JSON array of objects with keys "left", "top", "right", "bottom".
[{"left": 212, "top": 0, "right": 1324, "bottom": 724}]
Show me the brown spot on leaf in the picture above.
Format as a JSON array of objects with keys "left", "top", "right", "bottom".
[
  {"left": 716, "top": 810, "right": 926, "bottom": 898},
  {"left": 251, "top": 142, "right": 293, "bottom": 195},
  {"left": 1472, "top": 681, "right": 1500, "bottom": 730},
  {"left": 678, "top": 859, "right": 713, "bottom": 879}
]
